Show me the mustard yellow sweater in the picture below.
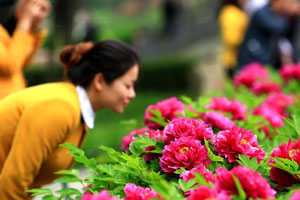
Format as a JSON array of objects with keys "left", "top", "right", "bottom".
[
  {"left": 0, "top": 24, "right": 46, "bottom": 100},
  {"left": 0, "top": 82, "right": 88, "bottom": 200},
  {"left": 219, "top": 5, "right": 249, "bottom": 69}
]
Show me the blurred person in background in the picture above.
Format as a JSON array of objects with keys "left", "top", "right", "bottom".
[
  {"left": 237, "top": 0, "right": 300, "bottom": 70},
  {"left": 218, "top": 0, "right": 249, "bottom": 78},
  {"left": 244, "top": 0, "right": 299, "bottom": 69},
  {"left": 244, "top": 0, "right": 269, "bottom": 16},
  {"left": 162, "top": 0, "right": 182, "bottom": 36},
  {"left": 0, "top": 0, "right": 51, "bottom": 99},
  {"left": 0, "top": 40, "right": 140, "bottom": 199}
]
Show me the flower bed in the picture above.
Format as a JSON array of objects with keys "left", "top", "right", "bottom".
[{"left": 30, "top": 63, "right": 300, "bottom": 200}]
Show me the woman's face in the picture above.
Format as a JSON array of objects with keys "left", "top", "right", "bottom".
[{"left": 98, "top": 64, "right": 139, "bottom": 113}]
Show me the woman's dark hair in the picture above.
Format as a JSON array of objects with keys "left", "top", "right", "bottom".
[
  {"left": 221, "top": 0, "right": 240, "bottom": 7},
  {"left": 60, "top": 40, "right": 140, "bottom": 88}
]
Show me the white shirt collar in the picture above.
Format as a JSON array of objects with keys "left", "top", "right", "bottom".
[{"left": 76, "top": 85, "right": 95, "bottom": 129}]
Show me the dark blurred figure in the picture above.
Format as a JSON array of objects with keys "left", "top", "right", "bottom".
[
  {"left": 162, "top": 0, "right": 181, "bottom": 36},
  {"left": 237, "top": 0, "right": 300, "bottom": 70},
  {"left": 272, "top": 15, "right": 299, "bottom": 69},
  {"left": 72, "top": 8, "right": 98, "bottom": 43},
  {"left": 0, "top": 0, "right": 16, "bottom": 35},
  {"left": 218, "top": 0, "right": 249, "bottom": 78}
]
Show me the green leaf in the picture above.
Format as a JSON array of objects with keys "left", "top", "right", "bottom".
[
  {"left": 56, "top": 188, "right": 82, "bottom": 196},
  {"left": 174, "top": 167, "right": 186, "bottom": 175},
  {"left": 232, "top": 175, "right": 246, "bottom": 200},
  {"left": 204, "top": 139, "right": 224, "bottom": 162},
  {"left": 270, "top": 157, "right": 300, "bottom": 175},
  {"left": 27, "top": 188, "right": 53, "bottom": 196},
  {"left": 55, "top": 169, "right": 80, "bottom": 177},
  {"left": 60, "top": 142, "right": 97, "bottom": 171},
  {"left": 293, "top": 114, "right": 300, "bottom": 137},
  {"left": 283, "top": 117, "right": 296, "bottom": 132},
  {"left": 42, "top": 195, "right": 57, "bottom": 200},
  {"left": 151, "top": 179, "right": 184, "bottom": 200},
  {"left": 178, "top": 179, "right": 198, "bottom": 192},
  {"left": 237, "top": 155, "right": 258, "bottom": 171},
  {"left": 149, "top": 109, "right": 168, "bottom": 127},
  {"left": 180, "top": 95, "right": 193, "bottom": 105},
  {"left": 193, "top": 173, "right": 210, "bottom": 186},
  {"left": 53, "top": 175, "right": 82, "bottom": 183}
]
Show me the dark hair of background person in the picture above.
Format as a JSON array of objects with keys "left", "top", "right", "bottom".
[
  {"left": 216, "top": 0, "right": 241, "bottom": 18},
  {"left": 0, "top": 0, "right": 17, "bottom": 35},
  {"left": 60, "top": 40, "right": 140, "bottom": 88}
]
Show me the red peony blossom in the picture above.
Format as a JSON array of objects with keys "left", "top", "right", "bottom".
[
  {"left": 202, "top": 112, "right": 236, "bottom": 131},
  {"left": 121, "top": 127, "right": 152, "bottom": 151},
  {"left": 214, "top": 127, "right": 265, "bottom": 162},
  {"left": 265, "top": 93, "right": 294, "bottom": 116},
  {"left": 144, "top": 97, "right": 185, "bottom": 129},
  {"left": 269, "top": 139, "right": 300, "bottom": 187},
  {"left": 163, "top": 117, "right": 214, "bottom": 145},
  {"left": 279, "top": 64, "right": 300, "bottom": 83},
  {"left": 290, "top": 190, "right": 300, "bottom": 200},
  {"left": 160, "top": 137, "right": 211, "bottom": 173},
  {"left": 205, "top": 97, "right": 247, "bottom": 120},
  {"left": 215, "top": 166, "right": 276, "bottom": 199},
  {"left": 254, "top": 103, "right": 284, "bottom": 128},
  {"left": 233, "top": 62, "right": 269, "bottom": 88},
  {"left": 251, "top": 82, "right": 281, "bottom": 95},
  {"left": 82, "top": 190, "right": 119, "bottom": 200},
  {"left": 179, "top": 164, "right": 216, "bottom": 184},
  {"left": 123, "top": 183, "right": 163, "bottom": 200},
  {"left": 187, "top": 186, "right": 232, "bottom": 200}
]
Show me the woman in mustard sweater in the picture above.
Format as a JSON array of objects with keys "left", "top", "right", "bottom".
[
  {"left": 0, "top": 39, "right": 140, "bottom": 199},
  {"left": 0, "top": 0, "right": 51, "bottom": 99},
  {"left": 218, "top": 0, "right": 249, "bottom": 77}
]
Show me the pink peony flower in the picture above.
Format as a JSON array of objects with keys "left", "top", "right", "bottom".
[
  {"left": 163, "top": 117, "right": 214, "bottom": 145},
  {"left": 215, "top": 166, "right": 276, "bottom": 199},
  {"left": 269, "top": 139, "right": 300, "bottom": 187},
  {"left": 202, "top": 112, "right": 236, "bottom": 131},
  {"left": 160, "top": 137, "right": 211, "bottom": 173},
  {"left": 187, "top": 186, "right": 232, "bottom": 200},
  {"left": 82, "top": 190, "right": 119, "bottom": 200},
  {"left": 144, "top": 97, "right": 185, "bottom": 129},
  {"left": 205, "top": 97, "right": 247, "bottom": 120},
  {"left": 180, "top": 164, "right": 216, "bottom": 184},
  {"left": 121, "top": 127, "right": 152, "bottom": 151},
  {"left": 265, "top": 93, "right": 294, "bottom": 116},
  {"left": 233, "top": 62, "right": 269, "bottom": 88},
  {"left": 254, "top": 103, "right": 284, "bottom": 128},
  {"left": 123, "top": 183, "right": 162, "bottom": 200},
  {"left": 279, "top": 64, "right": 300, "bottom": 83},
  {"left": 214, "top": 127, "right": 265, "bottom": 162},
  {"left": 251, "top": 82, "right": 281, "bottom": 95},
  {"left": 290, "top": 190, "right": 300, "bottom": 200}
]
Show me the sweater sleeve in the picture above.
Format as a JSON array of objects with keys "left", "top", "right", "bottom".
[
  {"left": 0, "top": 25, "right": 46, "bottom": 77},
  {"left": 0, "top": 100, "right": 77, "bottom": 200}
]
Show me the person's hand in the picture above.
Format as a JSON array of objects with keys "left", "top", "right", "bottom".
[
  {"left": 288, "top": 1, "right": 300, "bottom": 16},
  {"left": 15, "top": 0, "right": 51, "bottom": 32},
  {"left": 31, "top": 0, "right": 51, "bottom": 30}
]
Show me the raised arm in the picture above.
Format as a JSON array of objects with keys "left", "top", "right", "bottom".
[{"left": 0, "top": 0, "right": 50, "bottom": 76}]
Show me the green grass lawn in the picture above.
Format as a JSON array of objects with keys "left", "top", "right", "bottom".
[{"left": 82, "top": 90, "right": 188, "bottom": 157}]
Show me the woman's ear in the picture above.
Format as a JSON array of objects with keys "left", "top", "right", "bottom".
[{"left": 92, "top": 73, "right": 105, "bottom": 92}]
